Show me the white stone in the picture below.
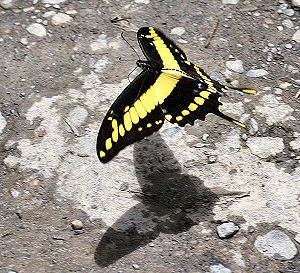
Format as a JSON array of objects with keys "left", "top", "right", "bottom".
[
  {"left": 290, "top": 137, "right": 300, "bottom": 150},
  {"left": 67, "top": 106, "right": 88, "bottom": 127},
  {"left": 134, "top": 0, "right": 150, "bottom": 4},
  {"left": 246, "top": 69, "right": 268, "bottom": 78},
  {"left": 10, "top": 188, "right": 20, "bottom": 198},
  {"left": 42, "top": 0, "right": 67, "bottom": 3},
  {"left": 93, "top": 57, "right": 109, "bottom": 73},
  {"left": 249, "top": 118, "right": 258, "bottom": 135},
  {"left": 292, "top": 0, "right": 300, "bottom": 7},
  {"left": 222, "top": 0, "right": 239, "bottom": 4},
  {"left": 26, "top": 23, "right": 47, "bottom": 37},
  {"left": 283, "top": 9, "right": 295, "bottom": 16},
  {"left": 254, "top": 230, "right": 298, "bottom": 260},
  {"left": 292, "top": 30, "right": 300, "bottom": 43},
  {"left": 42, "top": 11, "right": 56, "bottom": 18},
  {"left": 282, "top": 19, "right": 294, "bottom": 29},
  {"left": 51, "top": 13, "right": 72, "bottom": 25},
  {"left": 225, "top": 60, "right": 244, "bottom": 73},
  {"left": 255, "top": 94, "right": 294, "bottom": 125},
  {"left": 0, "top": 0, "right": 17, "bottom": 9},
  {"left": 0, "top": 112, "right": 7, "bottom": 135},
  {"left": 210, "top": 264, "right": 232, "bottom": 273},
  {"left": 170, "top": 27, "right": 185, "bottom": 36},
  {"left": 246, "top": 137, "right": 284, "bottom": 158},
  {"left": 20, "top": 38, "right": 28, "bottom": 45},
  {"left": 217, "top": 222, "right": 239, "bottom": 238}
]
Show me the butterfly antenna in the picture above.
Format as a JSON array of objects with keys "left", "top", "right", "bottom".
[
  {"left": 121, "top": 31, "right": 140, "bottom": 60},
  {"left": 127, "top": 65, "right": 138, "bottom": 82}
]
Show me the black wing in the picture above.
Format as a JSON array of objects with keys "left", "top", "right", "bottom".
[
  {"left": 137, "top": 27, "right": 188, "bottom": 69},
  {"left": 97, "top": 70, "right": 165, "bottom": 163},
  {"left": 160, "top": 73, "right": 246, "bottom": 128}
]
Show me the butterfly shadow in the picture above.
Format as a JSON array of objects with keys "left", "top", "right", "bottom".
[{"left": 94, "top": 134, "right": 218, "bottom": 267}]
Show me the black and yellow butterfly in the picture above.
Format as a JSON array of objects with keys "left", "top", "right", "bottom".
[{"left": 97, "top": 27, "right": 255, "bottom": 163}]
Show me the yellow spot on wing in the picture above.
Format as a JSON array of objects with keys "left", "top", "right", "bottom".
[
  {"left": 105, "top": 138, "right": 112, "bottom": 150},
  {"left": 140, "top": 91, "right": 155, "bottom": 113},
  {"left": 108, "top": 117, "right": 112, "bottom": 121},
  {"left": 194, "top": 97, "right": 205, "bottom": 105},
  {"left": 119, "top": 124, "right": 125, "bottom": 137},
  {"left": 147, "top": 123, "right": 152, "bottom": 128},
  {"left": 134, "top": 100, "right": 147, "bottom": 119},
  {"left": 124, "top": 106, "right": 130, "bottom": 112},
  {"left": 112, "top": 119, "right": 118, "bottom": 142},
  {"left": 147, "top": 28, "right": 180, "bottom": 69},
  {"left": 165, "top": 114, "right": 172, "bottom": 121},
  {"left": 182, "top": 110, "right": 190, "bottom": 116},
  {"left": 176, "top": 116, "right": 183, "bottom": 121},
  {"left": 124, "top": 112, "right": 132, "bottom": 131},
  {"left": 138, "top": 127, "right": 142, "bottom": 131},
  {"left": 129, "top": 107, "right": 139, "bottom": 124},
  {"left": 184, "top": 60, "right": 191, "bottom": 65},
  {"left": 155, "top": 73, "right": 180, "bottom": 104},
  {"left": 188, "top": 103, "right": 198, "bottom": 111},
  {"left": 99, "top": 151, "right": 106, "bottom": 158},
  {"left": 200, "top": 91, "right": 210, "bottom": 99}
]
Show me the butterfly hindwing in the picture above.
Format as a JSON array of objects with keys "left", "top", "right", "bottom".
[
  {"left": 159, "top": 74, "right": 223, "bottom": 127},
  {"left": 97, "top": 70, "right": 165, "bottom": 163}
]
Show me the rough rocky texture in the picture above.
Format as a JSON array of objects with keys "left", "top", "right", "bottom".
[
  {"left": 1, "top": 1, "right": 299, "bottom": 272},
  {"left": 254, "top": 230, "right": 298, "bottom": 260}
]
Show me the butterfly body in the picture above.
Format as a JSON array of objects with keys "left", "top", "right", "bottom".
[{"left": 97, "top": 27, "right": 255, "bottom": 163}]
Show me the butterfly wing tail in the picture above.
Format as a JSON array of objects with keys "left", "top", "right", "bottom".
[{"left": 214, "top": 110, "right": 246, "bottom": 128}]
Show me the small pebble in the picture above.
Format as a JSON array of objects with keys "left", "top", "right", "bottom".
[
  {"left": 26, "top": 23, "right": 47, "bottom": 37},
  {"left": 0, "top": 111, "right": 7, "bottom": 135},
  {"left": 51, "top": 12, "right": 72, "bottom": 25},
  {"left": 52, "top": 235, "right": 65, "bottom": 240},
  {"left": 135, "top": 0, "right": 150, "bottom": 3},
  {"left": 249, "top": 118, "right": 258, "bottom": 135},
  {"left": 20, "top": 37, "right": 28, "bottom": 45},
  {"left": 170, "top": 27, "right": 185, "bottom": 36},
  {"left": 222, "top": 0, "right": 239, "bottom": 4},
  {"left": 283, "top": 9, "right": 295, "bottom": 16},
  {"left": 254, "top": 230, "right": 298, "bottom": 260},
  {"left": 246, "top": 69, "right": 268, "bottom": 78},
  {"left": 42, "top": 11, "right": 56, "bottom": 18},
  {"left": 71, "top": 219, "right": 83, "bottom": 230},
  {"left": 292, "top": 30, "right": 300, "bottom": 43},
  {"left": 285, "top": 43, "right": 292, "bottom": 49},
  {"left": 274, "top": 88, "right": 283, "bottom": 95},
  {"left": 225, "top": 60, "right": 244, "bottom": 73},
  {"left": 277, "top": 26, "right": 283, "bottom": 31},
  {"left": 42, "top": 0, "right": 67, "bottom": 3},
  {"left": 282, "top": 19, "right": 294, "bottom": 28},
  {"left": 10, "top": 188, "right": 20, "bottom": 198},
  {"left": 210, "top": 263, "right": 232, "bottom": 273},
  {"left": 279, "top": 82, "right": 291, "bottom": 89},
  {"left": 0, "top": 0, "right": 17, "bottom": 9},
  {"left": 132, "top": 264, "right": 140, "bottom": 270},
  {"left": 292, "top": 0, "right": 300, "bottom": 7},
  {"left": 217, "top": 222, "right": 239, "bottom": 239},
  {"left": 241, "top": 133, "right": 248, "bottom": 141},
  {"left": 202, "top": 133, "right": 209, "bottom": 141}
]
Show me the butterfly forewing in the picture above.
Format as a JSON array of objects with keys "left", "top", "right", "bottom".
[{"left": 97, "top": 70, "right": 165, "bottom": 163}]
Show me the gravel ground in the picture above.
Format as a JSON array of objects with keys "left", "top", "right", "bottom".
[{"left": 0, "top": 0, "right": 299, "bottom": 272}]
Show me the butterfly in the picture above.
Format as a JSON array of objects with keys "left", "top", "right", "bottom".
[{"left": 96, "top": 27, "right": 256, "bottom": 163}]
